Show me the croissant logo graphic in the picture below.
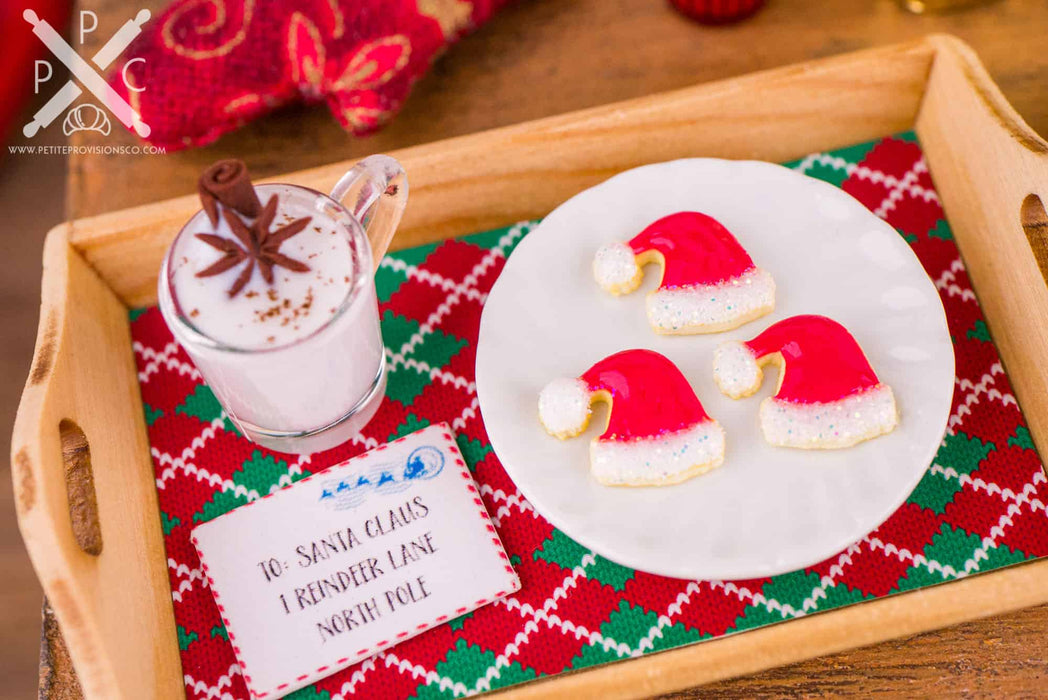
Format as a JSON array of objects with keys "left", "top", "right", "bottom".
[
  {"left": 62, "top": 103, "right": 111, "bottom": 135},
  {"left": 23, "top": 8, "right": 151, "bottom": 139}
]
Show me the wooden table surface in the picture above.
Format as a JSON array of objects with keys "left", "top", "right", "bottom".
[{"left": 51, "top": 0, "right": 1048, "bottom": 695}]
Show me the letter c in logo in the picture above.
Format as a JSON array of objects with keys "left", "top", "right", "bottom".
[{"left": 122, "top": 57, "right": 146, "bottom": 93}]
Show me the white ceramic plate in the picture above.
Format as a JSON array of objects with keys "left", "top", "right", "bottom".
[{"left": 475, "top": 159, "right": 953, "bottom": 580}]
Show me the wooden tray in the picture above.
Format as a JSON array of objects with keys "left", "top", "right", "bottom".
[{"left": 12, "top": 34, "right": 1048, "bottom": 699}]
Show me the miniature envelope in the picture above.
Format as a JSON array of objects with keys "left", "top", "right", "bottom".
[{"left": 192, "top": 423, "right": 520, "bottom": 699}]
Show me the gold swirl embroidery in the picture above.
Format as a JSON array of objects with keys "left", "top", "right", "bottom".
[
  {"left": 341, "top": 104, "right": 391, "bottom": 131},
  {"left": 223, "top": 93, "right": 263, "bottom": 114},
  {"left": 288, "top": 12, "right": 326, "bottom": 90},
  {"left": 415, "top": 0, "right": 473, "bottom": 40},
  {"left": 161, "top": 0, "right": 255, "bottom": 59},
  {"left": 326, "top": 0, "right": 344, "bottom": 39},
  {"left": 332, "top": 35, "right": 411, "bottom": 92}
]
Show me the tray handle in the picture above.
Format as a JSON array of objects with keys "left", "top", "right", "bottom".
[
  {"left": 917, "top": 35, "right": 1048, "bottom": 461},
  {"left": 11, "top": 226, "right": 182, "bottom": 698},
  {"left": 1021, "top": 194, "right": 1048, "bottom": 285}
]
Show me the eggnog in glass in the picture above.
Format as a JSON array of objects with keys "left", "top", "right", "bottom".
[{"left": 158, "top": 157, "right": 407, "bottom": 453}]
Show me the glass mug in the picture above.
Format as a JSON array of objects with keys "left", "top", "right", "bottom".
[{"left": 158, "top": 155, "right": 408, "bottom": 454}]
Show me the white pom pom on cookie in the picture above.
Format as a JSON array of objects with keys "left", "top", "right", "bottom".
[
  {"left": 713, "top": 341, "right": 762, "bottom": 399},
  {"left": 593, "top": 242, "right": 642, "bottom": 295},
  {"left": 538, "top": 377, "right": 592, "bottom": 439}
]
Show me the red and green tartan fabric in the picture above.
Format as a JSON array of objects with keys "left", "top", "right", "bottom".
[{"left": 130, "top": 134, "right": 1048, "bottom": 700}]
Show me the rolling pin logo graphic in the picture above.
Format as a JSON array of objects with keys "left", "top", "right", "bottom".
[{"left": 23, "top": 8, "right": 151, "bottom": 139}]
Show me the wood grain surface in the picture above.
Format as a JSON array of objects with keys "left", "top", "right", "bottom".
[
  {"left": 66, "top": 40, "right": 936, "bottom": 308},
  {"left": 14, "top": 223, "right": 181, "bottom": 699},
  {"left": 44, "top": 0, "right": 1048, "bottom": 696},
  {"left": 68, "top": 0, "right": 1048, "bottom": 217},
  {"left": 1, "top": 114, "right": 69, "bottom": 700},
  {"left": 666, "top": 604, "right": 1048, "bottom": 698}
]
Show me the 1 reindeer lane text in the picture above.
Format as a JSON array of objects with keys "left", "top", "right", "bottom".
[{"left": 253, "top": 496, "right": 441, "bottom": 643}]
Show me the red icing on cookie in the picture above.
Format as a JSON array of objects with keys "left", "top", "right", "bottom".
[
  {"left": 627, "top": 211, "right": 755, "bottom": 288},
  {"left": 579, "top": 349, "right": 711, "bottom": 441},
  {"left": 744, "top": 315, "right": 880, "bottom": 404}
]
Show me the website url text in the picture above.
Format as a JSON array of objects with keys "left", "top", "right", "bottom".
[{"left": 8, "top": 145, "right": 167, "bottom": 155}]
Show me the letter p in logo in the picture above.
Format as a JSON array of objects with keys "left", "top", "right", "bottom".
[{"left": 34, "top": 60, "right": 53, "bottom": 94}]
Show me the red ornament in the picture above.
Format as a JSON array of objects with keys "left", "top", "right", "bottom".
[
  {"left": 106, "top": 0, "right": 510, "bottom": 151},
  {"left": 669, "top": 0, "right": 766, "bottom": 24}
]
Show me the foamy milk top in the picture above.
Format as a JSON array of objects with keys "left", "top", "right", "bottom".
[{"left": 167, "top": 186, "right": 358, "bottom": 350}]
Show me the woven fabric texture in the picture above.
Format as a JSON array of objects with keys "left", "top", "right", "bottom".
[
  {"left": 106, "top": 0, "right": 509, "bottom": 150},
  {"left": 130, "top": 134, "right": 1048, "bottom": 699}
]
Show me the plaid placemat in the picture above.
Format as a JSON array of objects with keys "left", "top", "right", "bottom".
[{"left": 130, "top": 134, "right": 1048, "bottom": 700}]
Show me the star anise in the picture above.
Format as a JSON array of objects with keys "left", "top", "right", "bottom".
[{"left": 195, "top": 195, "right": 312, "bottom": 298}]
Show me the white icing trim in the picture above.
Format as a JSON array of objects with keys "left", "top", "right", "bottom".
[
  {"left": 538, "top": 378, "right": 592, "bottom": 438},
  {"left": 590, "top": 420, "right": 725, "bottom": 486},
  {"left": 760, "top": 385, "right": 898, "bottom": 449},
  {"left": 713, "top": 341, "right": 762, "bottom": 399},
  {"left": 593, "top": 242, "right": 641, "bottom": 295},
  {"left": 646, "top": 267, "right": 775, "bottom": 334}
]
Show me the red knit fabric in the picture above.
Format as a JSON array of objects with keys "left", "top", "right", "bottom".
[
  {"left": 132, "top": 136, "right": 1048, "bottom": 699},
  {"left": 106, "top": 0, "right": 510, "bottom": 150}
]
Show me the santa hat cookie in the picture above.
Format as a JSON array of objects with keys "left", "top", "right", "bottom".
[
  {"left": 713, "top": 315, "right": 898, "bottom": 449},
  {"left": 539, "top": 349, "right": 725, "bottom": 486},
  {"left": 593, "top": 211, "right": 775, "bottom": 334}
]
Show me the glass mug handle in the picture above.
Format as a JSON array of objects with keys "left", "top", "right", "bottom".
[{"left": 329, "top": 154, "right": 409, "bottom": 270}]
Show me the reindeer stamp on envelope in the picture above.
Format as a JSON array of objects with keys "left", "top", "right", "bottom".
[{"left": 191, "top": 424, "right": 520, "bottom": 699}]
